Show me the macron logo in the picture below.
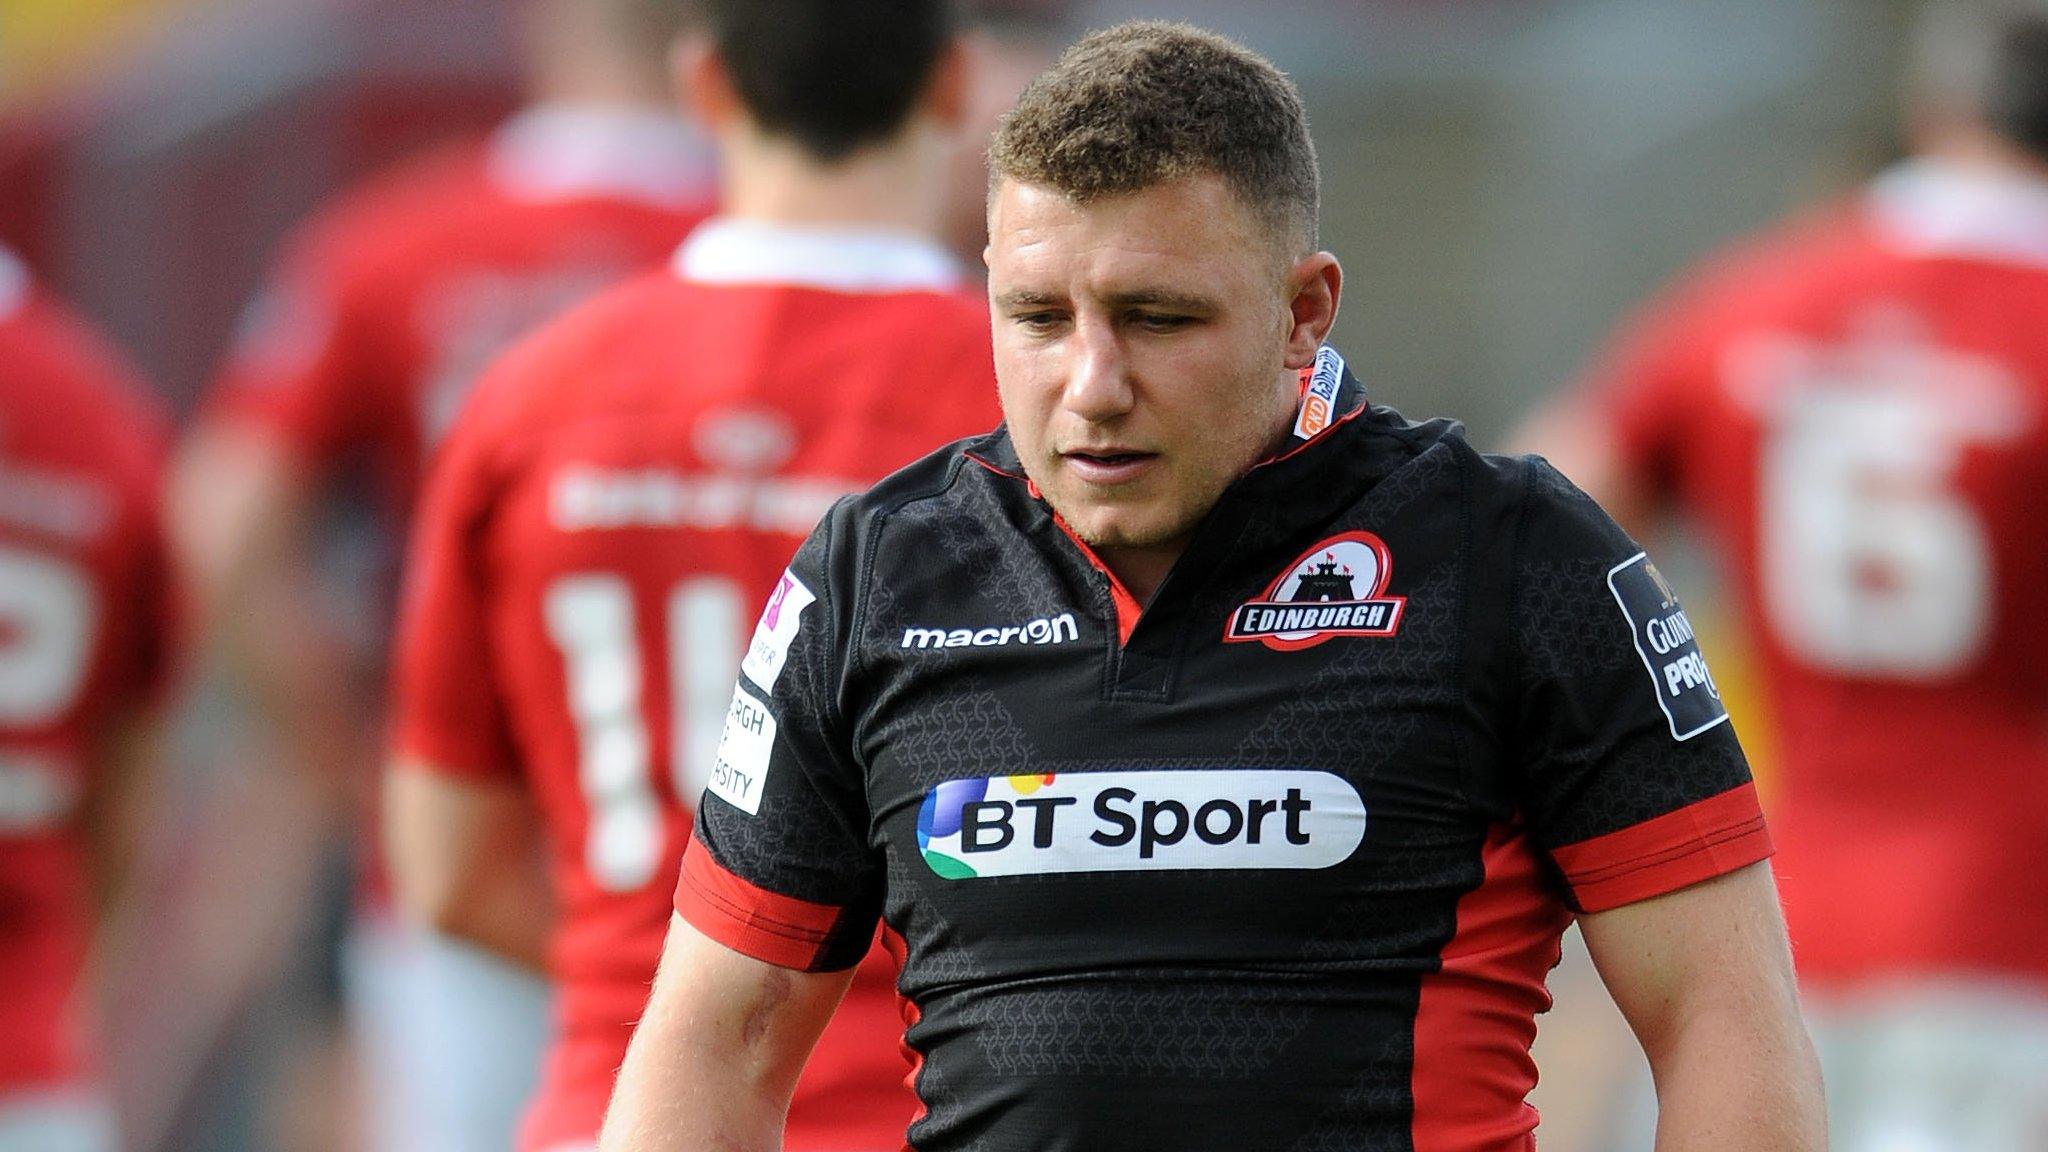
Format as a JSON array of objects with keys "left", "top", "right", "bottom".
[{"left": 901, "top": 613, "right": 1080, "bottom": 650}]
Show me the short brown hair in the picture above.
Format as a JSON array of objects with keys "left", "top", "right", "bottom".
[{"left": 988, "top": 21, "right": 1319, "bottom": 250}]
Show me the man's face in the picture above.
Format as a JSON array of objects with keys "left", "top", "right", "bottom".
[{"left": 986, "top": 174, "right": 1304, "bottom": 562}]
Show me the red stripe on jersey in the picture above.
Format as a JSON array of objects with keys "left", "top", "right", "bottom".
[
  {"left": 1411, "top": 822, "right": 1567, "bottom": 1152},
  {"left": 673, "top": 839, "right": 844, "bottom": 971},
  {"left": 961, "top": 450, "right": 1024, "bottom": 481},
  {"left": 965, "top": 450, "right": 1142, "bottom": 645},
  {"left": 1550, "top": 782, "right": 1774, "bottom": 913},
  {"left": 882, "top": 923, "right": 924, "bottom": 1152},
  {"left": 1047, "top": 510, "right": 1142, "bottom": 646}
]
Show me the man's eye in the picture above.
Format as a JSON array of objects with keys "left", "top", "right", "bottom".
[
  {"left": 1014, "top": 312, "right": 1066, "bottom": 333},
  {"left": 1133, "top": 312, "right": 1192, "bottom": 331}
]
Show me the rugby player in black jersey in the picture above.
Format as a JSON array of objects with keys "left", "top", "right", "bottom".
[{"left": 600, "top": 21, "right": 1826, "bottom": 1152}]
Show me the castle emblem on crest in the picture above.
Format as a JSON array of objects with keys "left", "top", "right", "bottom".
[{"left": 1224, "top": 531, "right": 1407, "bottom": 651}]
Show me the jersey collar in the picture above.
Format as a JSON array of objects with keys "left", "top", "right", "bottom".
[
  {"left": 1867, "top": 158, "right": 2048, "bottom": 267},
  {"left": 487, "top": 102, "right": 716, "bottom": 208},
  {"left": 1271, "top": 345, "right": 1368, "bottom": 463},
  {"left": 674, "top": 218, "right": 966, "bottom": 294}
]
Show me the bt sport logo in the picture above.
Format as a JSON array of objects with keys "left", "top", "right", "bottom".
[{"left": 915, "top": 769, "right": 1367, "bottom": 879}]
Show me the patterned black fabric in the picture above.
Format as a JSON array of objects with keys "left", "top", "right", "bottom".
[{"left": 690, "top": 361, "right": 1757, "bottom": 1150}]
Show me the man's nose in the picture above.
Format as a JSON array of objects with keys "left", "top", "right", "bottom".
[{"left": 1061, "top": 315, "right": 1135, "bottom": 422}]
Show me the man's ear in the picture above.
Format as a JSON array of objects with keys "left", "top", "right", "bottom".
[
  {"left": 1282, "top": 252, "right": 1343, "bottom": 370},
  {"left": 672, "top": 34, "right": 735, "bottom": 133}
]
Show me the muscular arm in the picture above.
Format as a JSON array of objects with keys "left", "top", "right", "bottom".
[
  {"left": 169, "top": 426, "right": 372, "bottom": 792},
  {"left": 599, "top": 914, "right": 856, "bottom": 1152},
  {"left": 79, "top": 705, "right": 167, "bottom": 919},
  {"left": 1579, "top": 861, "right": 1825, "bottom": 1151},
  {"left": 383, "top": 761, "right": 553, "bottom": 972}
]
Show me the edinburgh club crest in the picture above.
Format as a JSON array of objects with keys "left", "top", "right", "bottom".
[{"left": 1224, "top": 531, "right": 1406, "bottom": 651}]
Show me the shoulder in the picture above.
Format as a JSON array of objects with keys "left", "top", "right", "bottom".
[
  {"left": 0, "top": 295, "right": 166, "bottom": 461},
  {"left": 451, "top": 270, "right": 681, "bottom": 440},
  {"left": 797, "top": 431, "right": 1005, "bottom": 592},
  {"left": 276, "top": 141, "right": 495, "bottom": 289},
  {"left": 1463, "top": 452, "right": 1646, "bottom": 609},
  {"left": 1620, "top": 203, "right": 1871, "bottom": 340},
  {"left": 835, "top": 430, "right": 994, "bottom": 532},
  {"left": 795, "top": 286, "right": 991, "bottom": 360},
  {"left": 1474, "top": 448, "right": 1628, "bottom": 537}
]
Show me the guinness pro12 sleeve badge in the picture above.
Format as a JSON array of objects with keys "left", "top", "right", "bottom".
[
  {"left": 1606, "top": 553, "right": 1730, "bottom": 741},
  {"left": 1224, "top": 531, "right": 1406, "bottom": 651}
]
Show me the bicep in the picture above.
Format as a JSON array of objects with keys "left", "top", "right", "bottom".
[
  {"left": 1578, "top": 861, "right": 1803, "bottom": 1062},
  {"left": 604, "top": 914, "right": 856, "bottom": 1151},
  {"left": 382, "top": 761, "right": 537, "bottom": 919},
  {"left": 168, "top": 425, "right": 313, "bottom": 606}
]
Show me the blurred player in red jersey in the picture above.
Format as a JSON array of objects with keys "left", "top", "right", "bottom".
[
  {"left": 382, "top": 1, "right": 998, "bottom": 1150},
  {"left": 1519, "top": 3, "right": 2048, "bottom": 1147},
  {"left": 168, "top": 2, "right": 715, "bottom": 1149},
  {"left": 0, "top": 244, "right": 177, "bottom": 1151},
  {"left": 938, "top": 2, "right": 1069, "bottom": 265}
]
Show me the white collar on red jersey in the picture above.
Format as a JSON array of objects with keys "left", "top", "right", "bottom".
[
  {"left": 487, "top": 103, "right": 715, "bottom": 208},
  {"left": 1869, "top": 158, "right": 2048, "bottom": 267},
  {"left": 674, "top": 218, "right": 965, "bottom": 294}
]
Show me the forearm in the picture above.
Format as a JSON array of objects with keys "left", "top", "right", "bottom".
[
  {"left": 173, "top": 430, "right": 372, "bottom": 788},
  {"left": 225, "top": 557, "right": 374, "bottom": 772},
  {"left": 1646, "top": 1002, "right": 1826, "bottom": 1151},
  {"left": 600, "top": 916, "right": 850, "bottom": 1152},
  {"left": 82, "top": 709, "right": 166, "bottom": 919},
  {"left": 427, "top": 857, "right": 554, "bottom": 973},
  {"left": 383, "top": 764, "right": 554, "bottom": 971}
]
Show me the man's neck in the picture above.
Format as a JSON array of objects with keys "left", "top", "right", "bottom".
[
  {"left": 718, "top": 125, "right": 948, "bottom": 233},
  {"left": 1094, "top": 541, "right": 1185, "bottom": 609},
  {"left": 1092, "top": 380, "right": 1303, "bottom": 608}
]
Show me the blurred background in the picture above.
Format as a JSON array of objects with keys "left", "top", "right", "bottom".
[
  {"left": 0, "top": 0, "right": 1950, "bottom": 1149},
  {"left": 1, "top": 0, "right": 1912, "bottom": 430}
]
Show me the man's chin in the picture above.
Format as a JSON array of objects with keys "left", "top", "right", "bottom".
[{"left": 1056, "top": 507, "right": 1187, "bottom": 553}]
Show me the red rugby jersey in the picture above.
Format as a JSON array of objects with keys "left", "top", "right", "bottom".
[
  {"left": 0, "top": 248, "right": 175, "bottom": 1092},
  {"left": 390, "top": 221, "right": 1003, "bottom": 1152},
  {"left": 202, "top": 103, "right": 716, "bottom": 513},
  {"left": 199, "top": 105, "right": 714, "bottom": 905},
  {"left": 1576, "top": 159, "right": 2048, "bottom": 990}
]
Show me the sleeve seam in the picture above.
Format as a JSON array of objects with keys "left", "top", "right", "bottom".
[
  {"left": 678, "top": 868, "right": 834, "bottom": 946},
  {"left": 1562, "top": 811, "right": 1768, "bottom": 886}
]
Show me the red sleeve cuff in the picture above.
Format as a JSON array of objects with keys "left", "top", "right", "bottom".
[
  {"left": 1549, "top": 782, "right": 1773, "bottom": 913},
  {"left": 198, "top": 391, "right": 332, "bottom": 471},
  {"left": 674, "top": 838, "right": 854, "bottom": 972},
  {"left": 387, "top": 720, "right": 517, "bottom": 784}
]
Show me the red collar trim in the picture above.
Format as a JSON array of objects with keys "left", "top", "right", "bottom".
[
  {"left": 963, "top": 450, "right": 1025, "bottom": 480},
  {"left": 1048, "top": 510, "right": 1143, "bottom": 646},
  {"left": 965, "top": 449, "right": 1138, "bottom": 645}
]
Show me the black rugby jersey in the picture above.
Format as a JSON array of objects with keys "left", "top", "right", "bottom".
[{"left": 677, "top": 348, "right": 1771, "bottom": 1152}]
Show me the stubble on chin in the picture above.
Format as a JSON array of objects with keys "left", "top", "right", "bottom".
[{"left": 1056, "top": 482, "right": 1212, "bottom": 554}]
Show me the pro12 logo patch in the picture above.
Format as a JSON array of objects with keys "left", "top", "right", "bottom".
[
  {"left": 1224, "top": 531, "right": 1406, "bottom": 651},
  {"left": 1607, "top": 552, "right": 1730, "bottom": 741}
]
